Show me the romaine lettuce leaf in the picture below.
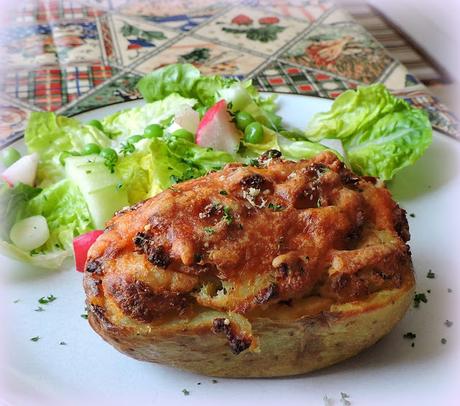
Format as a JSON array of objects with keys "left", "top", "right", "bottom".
[{"left": 304, "top": 84, "right": 432, "bottom": 180}]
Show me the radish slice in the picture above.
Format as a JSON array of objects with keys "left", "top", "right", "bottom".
[
  {"left": 10, "top": 215, "right": 50, "bottom": 251},
  {"left": 73, "top": 230, "right": 104, "bottom": 273},
  {"left": 1, "top": 153, "right": 39, "bottom": 187},
  {"left": 196, "top": 100, "right": 241, "bottom": 153},
  {"left": 170, "top": 106, "right": 200, "bottom": 134}
]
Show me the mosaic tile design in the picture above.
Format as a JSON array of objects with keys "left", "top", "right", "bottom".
[
  {"left": 194, "top": 6, "right": 308, "bottom": 56},
  {"left": 281, "top": 21, "right": 394, "bottom": 84},
  {"left": 63, "top": 71, "right": 141, "bottom": 115},
  {"left": 1, "top": 65, "right": 118, "bottom": 111},
  {"left": 254, "top": 61, "right": 358, "bottom": 98},
  {"left": 100, "top": 14, "right": 179, "bottom": 67},
  {"left": 0, "top": 0, "right": 457, "bottom": 146},
  {"left": 134, "top": 36, "right": 266, "bottom": 78}
]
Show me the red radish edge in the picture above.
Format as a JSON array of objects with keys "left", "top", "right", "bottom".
[{"left": 73, "top": 230, "right": 104, "bottom": 273}]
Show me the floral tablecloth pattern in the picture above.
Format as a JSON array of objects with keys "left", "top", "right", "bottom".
[{"left": 0, "top": 0, "right": 457, "bottom": 147}]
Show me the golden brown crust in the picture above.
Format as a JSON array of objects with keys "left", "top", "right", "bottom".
[{"left": 83, "top": 151, "right": 415, "bottom": 375}]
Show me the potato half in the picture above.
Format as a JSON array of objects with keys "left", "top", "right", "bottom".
[{"left": 84, "top": 151, "right": 415, "bottom": 377}]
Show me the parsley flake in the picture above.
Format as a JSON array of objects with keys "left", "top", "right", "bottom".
[
  {"left": 34, "top": 306, "right": 45, "bottom": 312},
  {"left": 30, "top": 336, "right": 40, "bottom": 342},
  {"left": 81, "top": 313, "right": 88, "bottom": 320},
  {"left": 219, "top": 190, "right": 228, "bottom": 195},
  {"left": 441, "top": 338, "right": 447, "bottom": 344},
  {"left": 448, "top": 288, "right": 453, "bottom": 293},
  {"left": 340, "top": 392, "right": 351, "bottom": 406},
  {"left": 212, "top": 379, "right": 218, "bottom": 384},
  {"left": 13, "top": 299, "right": 20, "bottom": 303},
  {"left": 268, "top": 202, "right": 284, "bottom": 212},
  {"left": 222, "top": 206, "right": 233, "bottom": 225},
  {"left": 426, "top": 269, "right": 435, "bottom": 279},
  {"left": 409, "top": 213, "right": 416, "bottom": 218},
  {"left": 38, "top": 295, "right": 57, "bottom": 305},
  {"left": 182, "top": 389, "right": 190, "bottom": 396},
  {"left": 403, "top": 332, "right": 416, "bottom": 339},
  {"left": 413, "top": 292, "right": 428, "bottom": 308},
  {"left": 444, "top": 320, "right": 453, "bottom": 327},
  {"left": 60, "top": 341, "right": 67, "bottom": 346},
  {"left": 120, "top": 142, "right": 135, "bottom": 156},
  {"left": 204, "top": 227, "right": 215, "bottom": 234}
]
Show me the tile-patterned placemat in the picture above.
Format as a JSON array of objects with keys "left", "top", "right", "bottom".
[{"left": 0, "top": 0, "right": 457, "bottom": 148}]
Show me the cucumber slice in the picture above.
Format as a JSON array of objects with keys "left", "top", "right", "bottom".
[{"left": 65, "top": 155, "right": 129, "bottom": 228}]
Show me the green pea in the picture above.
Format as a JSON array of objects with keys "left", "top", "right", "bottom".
[
  {"left": 144, "top": 124, "right": 163, "bottom": 139},
  {"left": 128, "top": 135, "right": 143, "bottom": 144},
  {"left": 172, "top": 129, "right": 194, "bottom": 143},
  {"left": 82, "top": 143, "right": 101, "bottom": 155},
  {"left": 235, "top": 111, "right": 255, "bottom": 131},
  {"left": 244, "top": 122, "right": 264, "bottom": 144},
  {"left": 88, "top": 119, "right": 104, "bottom": 131},
  {"left": 1, "top": 147, "right": 21, "bottom": 167},
  {"left": 100, "top": 147, "right": 118, "bottom": 162}
]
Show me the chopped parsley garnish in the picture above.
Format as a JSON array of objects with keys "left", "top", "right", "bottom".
[
  {"left": 204, "top": 227, "right": 215, "bottom": 234},
  {"left": 268, "top": 202, "right": 284, "bottom": 211},
  {"left": 340, "top": 392, "right": 351, "bottom": 406},
  {"left": 411, "top": 342, "right": 415, "bottom": 348},
  {"left": 182, "top": 389, "right": 190, "bottom": 396},
  {"left": 30, "top": 336, "right": 40, "bottom": 342},
  {"left": 403, "top": 332, "right": 416, "bottom": 339},
  {"left": 212, "top": 379, "right": 218, "bottom": 384},
  {"left": 444, "top": 320, "right": 453, "bottom": 327},
  {"left": 219, "top": 190, "right": 228, "bottom": 195},
  {"left": 413, "top": 292, "right": 427, "bottom": 308},
  {"left": 409, "top": 213, "right": 416, "bottom": 218},
  {"left": 426, "top": 269, "right": 435, "bottom": 279},
  {"left": 59, "top": 341, "right": 67, "bottom": 345},
  {"left": 34, "top": 306, "right": 45, "bottom": 312},
  {"left": 116, "top": 182, "right": 123, "bottom": 190},
  {"left": 249, "top": 158, "right": 260, "bottom": 167},
  {"left": 196, "top": 382, "right": 201, "bottom": 385},
  {"left": 223, "top": 206, "right": 233, "bottom": 225},
  {"left": 448, "top": 288, "right": 453, "bottom": 293},
  {"left": 120, "top": 142, "right": 135, "bottom": 156},
  {"left": 38, "top": 295, "right": 57, "bottom": 305},
  {"left": 441, "top": 338, "right": 447, "bottom": 344},
  {"left": 81, "top": 313, "right": 88, "bottom": 320},
  {"left": 13, "top": 299, "right": 20, "bottom": 303}
]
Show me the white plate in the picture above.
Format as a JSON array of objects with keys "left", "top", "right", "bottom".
[{"left": 1, "top": 94, "right": 460, "bottom": 406}]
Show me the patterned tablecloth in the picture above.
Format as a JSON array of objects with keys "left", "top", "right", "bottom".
[{"left": 0, "top": 0, "right": 458, "bottom": 148}]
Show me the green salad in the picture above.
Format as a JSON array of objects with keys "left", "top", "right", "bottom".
[{"left": 0, "top": 63, "right": 432, "bottom": 269}]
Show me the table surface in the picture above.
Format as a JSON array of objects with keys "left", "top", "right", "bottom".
[{"left": 0, "top": 0, "right": 458, "bottom": 148}]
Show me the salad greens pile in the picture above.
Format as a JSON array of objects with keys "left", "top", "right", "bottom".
[{"left": 0, "top": 63, "right": 432, "bottom": 269}]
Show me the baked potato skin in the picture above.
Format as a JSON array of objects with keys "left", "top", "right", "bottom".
[
  {"left": 84, "top": 151, "right": 415, "bottom": 377},
  {"left": 87, "top": 276, "right": 413, "bottom": 377}
]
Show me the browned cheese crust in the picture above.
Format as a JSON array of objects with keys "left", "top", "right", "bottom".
[{"left": 84, "top": 151, "right": 415, "bottom": 377}]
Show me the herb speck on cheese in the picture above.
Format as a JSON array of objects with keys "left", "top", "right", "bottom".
[
  {"left": 34, "top": 306, "right": 45, "bottom": 312},
  {"left": 441, "top": 338, "right": 447, "bottom": 344},
  {"left": 340, "top": 392, "right": 351, "bottom": 406},
  {"left": 403, "top": 332, "right": 416, "bottom": 339},
  {"left": 30, "top": 336, "right": 40, "bottom": 342},
  {"left": 409, "top": 213, "right": 415, "bottom": 218},
  {"left": 212, "top": 379, "right": 218, "bottom": 384},
  {"left": 59, "top": 341, "right": 67, "bottom": 346},
  {"left": 182, "top": 389, "right": 190, "bottom": 396},
  {"left": 444, "top": 320, "right": 453, "bottom": 327}
]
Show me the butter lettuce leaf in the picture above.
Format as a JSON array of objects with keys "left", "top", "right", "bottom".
[{"left": 304, "top": 84, "right": 432, "bottom": 180}]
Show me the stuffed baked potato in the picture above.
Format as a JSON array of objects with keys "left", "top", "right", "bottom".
[{"left": 83, "top": 151, "right": 414, "bottom": 377}]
